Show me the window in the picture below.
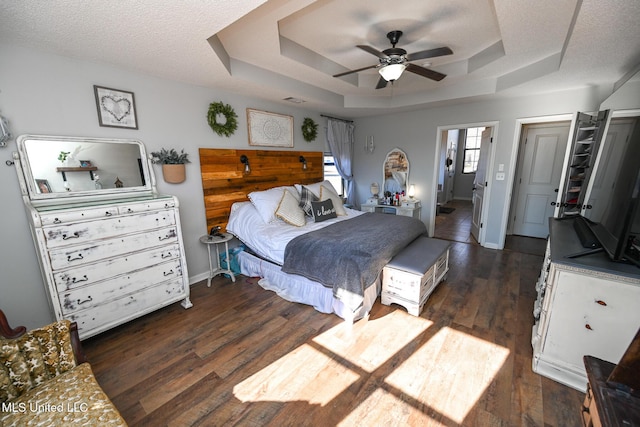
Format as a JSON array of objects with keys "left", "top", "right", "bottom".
[
  {"left": 323, "top": 154, "right": 344, "bottom": 195},
  {"left": 462, "top": 127, "right": 485, "bottom": 174}
]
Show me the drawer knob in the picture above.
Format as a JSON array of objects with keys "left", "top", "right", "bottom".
[
  {"left": 53, "top": 218, "right": 62, "bottom": 224},
  {"left": 105, "top": 211, "right": 112, "bottom": 217},
  {"left": 72, "top": 275, "right": 89, "bottom": 284},
  {"left": 77, "top": 296, "right": 93, "bottom": 306},
  {"left": 164, "top": 269, "right": 174, "bottom": 276},
  {"left": 67, "top": 254, "right": 84, "bottom": 262},
  {"left": 595, "top": 300, "right": 607, "bottom": 306},
  {"left": 62, "top": 232, "right": 80, "bottom": 240},
  {"left": 161, "top": 252, "right": 172, "bottom": 259},
  {"left": 159, "top": 230, "right": 176, "bottom": 241}
]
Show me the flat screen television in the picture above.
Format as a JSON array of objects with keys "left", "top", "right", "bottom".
[{"left": 579, "top": 115, "right": 640, "bottom": 267}]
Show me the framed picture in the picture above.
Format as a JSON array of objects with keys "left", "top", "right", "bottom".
[
  {"left": 94, "top": 85, "right": 138, "bottom": 129},
  {"left": 79, "top": 160, "right": 92, "bottom": 167},
  {"left": 247, "top": 108, "right": 293, "bottom": 147},
  {"left": 35, "top": 179, "right": 52, "bottom": 194}
]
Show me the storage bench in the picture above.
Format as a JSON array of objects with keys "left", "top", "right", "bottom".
[{"left": 381, "top": 236, "right": 450, "bottom": 316}]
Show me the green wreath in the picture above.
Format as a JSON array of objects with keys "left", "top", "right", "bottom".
[
  {"left": 301, "top": 117, "right": 318, "bottom": 142},
  {"left": 207, "top": 102, "right": 238, "bottom": 137}
]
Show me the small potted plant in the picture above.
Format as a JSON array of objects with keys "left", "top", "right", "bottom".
[{"left": 150, "top": 148, "right": 191, "bottom": 184}]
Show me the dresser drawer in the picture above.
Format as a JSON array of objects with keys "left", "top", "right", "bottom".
[
  {"left": 44, "top": 209, "right": 176, "bottom": 248},
  {"left": 39, "top": 206, "right": 119, "bottom": 225},
  {"left": 68, "top": 278, "right": 186, "bottom": 339},
  {"left": 60, "top": 258, "right": 183, "bottom": 314},
  {"left": 49, "top": 226, "right": 179, "bottom": 269},
  {"left": 53, "top": 244, "right": 180, "bottom": 291},
  {"left": 117, "top": 198, "right": 176, "bottom": 214}
]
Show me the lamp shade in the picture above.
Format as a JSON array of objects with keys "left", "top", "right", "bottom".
[
  {"left": 408, "top": 184, "right": 416, "bottom": 198},
  {"left": 379, "top": 63, "right": 406, "bottom": 82}
]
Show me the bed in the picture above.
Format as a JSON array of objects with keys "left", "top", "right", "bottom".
[{"left": 226, "top": 182, "right": 427, "bottom": 321}]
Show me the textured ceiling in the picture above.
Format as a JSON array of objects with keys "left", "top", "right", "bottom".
[{"left": 1, "top": 0, "right": 640, "bottom": 118}]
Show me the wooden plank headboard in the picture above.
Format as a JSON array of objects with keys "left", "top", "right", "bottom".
[{"left": 199, "top": 148, "right": 324, "bottom": 232}]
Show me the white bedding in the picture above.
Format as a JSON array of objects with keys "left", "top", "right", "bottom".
[
  {"left": 226, "top": 200, "right": 364, "bottom": 265},
  {"left": 238, "top": 250, "right": 380, "bottom": 321}
]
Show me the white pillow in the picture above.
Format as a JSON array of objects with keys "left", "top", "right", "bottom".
[
  {"left": 275, "top": 189, "right": 306, "bottom": 227},
  {"left": 295, "top": 180, "right": 339, "bottom": 198},
  {"left": 248, "top": 186, "right": 298, "bottom": 224},
  {"left": 319, "top": 184, "right": 347, "bottom": 216}
]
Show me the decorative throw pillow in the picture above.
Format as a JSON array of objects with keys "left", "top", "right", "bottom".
[
  {"left": 275, "top": 189, "right": 306, "bottom": 227},
  {"left": 295, "top": 180, "right": 339, "bottom": 198},
  {"left": 311, "top": 199, "right": 337, "bottom": 222},
  {"left": 298, "top": 185, "right": 319, "bottom": 216},
  {"left": 248, "top": 186, "right": 298, "bottom": 224},
  {"left": 319, "top": 184, "right": 347, "bottom": 216}
]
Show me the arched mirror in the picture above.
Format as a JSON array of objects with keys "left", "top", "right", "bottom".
[{"left": 383, "top": 148, "right": 409, "bottom": 195}]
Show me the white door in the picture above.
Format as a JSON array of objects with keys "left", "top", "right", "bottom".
[
  {"left": 512, "top": 123, "right": 570, "bottom": 238},
  {"left": 471, "top": 128, "right": 492, "bottom": 243}
]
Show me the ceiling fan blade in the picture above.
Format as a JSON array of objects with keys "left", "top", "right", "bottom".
[
  {"left": 357, "top": 45, "right": 388, "bottom": 59},
  {"left": 406, "top": 63, "right": 446, "bottom": 81},
  {"left": 405, "top": 46, "right": 453, "bottom": 62},
  {"left": 375, "top": 76, "right": 388, "bottom": 90},
  {"left": 333, "top": 63, "right": 379, "bottom": 78}
]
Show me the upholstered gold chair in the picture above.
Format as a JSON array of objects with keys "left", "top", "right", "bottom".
[{"left": 0, "top": 310, "right": 127, "bottom": 426}]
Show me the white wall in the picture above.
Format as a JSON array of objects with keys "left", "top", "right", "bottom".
[
  {"left": 352, "top": 88, "right": 603, "bottom": 246},
  {"left": 0, "top": 42, "right": 325, "bottom": 329}
]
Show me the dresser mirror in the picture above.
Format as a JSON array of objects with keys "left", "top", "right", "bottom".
[
  {"left": 16, "top": 135, "right": 153, "bottom": 202},
  {"left": 383, "top": 148, "right": 409, "bottom": 194}
]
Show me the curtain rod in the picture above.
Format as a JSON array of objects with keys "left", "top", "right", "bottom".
[{"left": 320, "top": 114, "right": 353, "bottom": 123}]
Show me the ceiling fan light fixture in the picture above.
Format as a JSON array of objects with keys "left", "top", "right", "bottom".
[{"left": 379, "top": 63, "right": 406, "bottom": 82}]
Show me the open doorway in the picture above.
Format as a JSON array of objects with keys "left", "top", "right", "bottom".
[{"left": 434, "top": 125, "right": 494, "bottom": 244}]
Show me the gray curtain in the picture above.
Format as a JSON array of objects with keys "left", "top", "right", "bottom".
[{"left": 326, "top": 118, "right": 355, "bottom": 205}]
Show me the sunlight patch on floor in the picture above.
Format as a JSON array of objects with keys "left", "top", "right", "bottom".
[
  {"left": 338, "top": 388, "right": 438, "bottom": 426},
  {"left": 233, "top": 310, "right": 432, "bottom": 406},
  {"left": 312, "top": 310, "right": 433, "bottom": 372},
  {"left": 385, "top": 326, "right": 510, "bottom": 424},
  {"left": 233, "top": 342, "right": 359, "bottom": 405}
]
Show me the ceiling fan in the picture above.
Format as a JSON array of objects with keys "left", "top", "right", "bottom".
[{"left": 333, "top": 30, "right": 453, "bottom": 89}]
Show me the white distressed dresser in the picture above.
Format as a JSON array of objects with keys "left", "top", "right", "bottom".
[
  {"left": 14, "top": 135, "right": 192, "bottom": 339},
  {"left": 532, "top": 218, "right": 640, "bottom": 391}
]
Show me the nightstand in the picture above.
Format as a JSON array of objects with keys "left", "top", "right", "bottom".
[{"left": 200, "top": 233, "right": 236, "bottom": 286}]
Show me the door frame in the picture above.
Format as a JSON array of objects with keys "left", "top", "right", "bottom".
[
  {"left": 433, "top": 121, "right": 499, "bottom": 246},
  {"left": 502, "top": 114, "right": 573, "bottom": 242}
]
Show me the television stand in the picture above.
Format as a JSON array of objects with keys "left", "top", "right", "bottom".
[{"left": 531, "top": 217, "right": 640, "bottom": 391}]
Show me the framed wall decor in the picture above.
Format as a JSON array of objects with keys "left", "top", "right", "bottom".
[
  {"left": 94, "top": 85, "right": 138, "bottom": 129},
  {"left": 35, "top": 179, "right": 51, "bottom": 194},
  {"left": 247, "top": 108, "right": 293, "bottom": 147}
]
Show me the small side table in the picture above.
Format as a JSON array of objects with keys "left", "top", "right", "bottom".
[{"left": 200, "top": 233, "right": 236, "bottom": 286}]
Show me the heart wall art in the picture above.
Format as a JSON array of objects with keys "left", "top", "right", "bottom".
[{"left": 94, "top": 85, "right": 138, "bottom": 129}]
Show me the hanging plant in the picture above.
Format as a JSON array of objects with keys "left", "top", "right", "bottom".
[
  {"left": 207, "top": 101, "right": 238, "bottom": 137},
  {"left": 301, "top": 117, "right": 318, "bottom": 142}
]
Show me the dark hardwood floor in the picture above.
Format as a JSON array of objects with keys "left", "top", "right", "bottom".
[{"left": 83, "top": 228, "right": 583, "bottom": 426}]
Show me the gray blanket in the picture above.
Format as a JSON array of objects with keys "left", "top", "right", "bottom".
[{"left": 282, "top": 212, "right": 427, "bottom": 311}]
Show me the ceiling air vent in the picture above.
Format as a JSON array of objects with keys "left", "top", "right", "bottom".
[{"left": 283, "top": 97, "right": 305, "bottom": 103}]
